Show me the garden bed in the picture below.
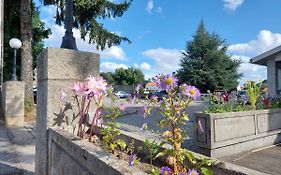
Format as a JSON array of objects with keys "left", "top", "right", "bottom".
[{"left": 194, "top": 109, "right": 281, "bottom": 158}]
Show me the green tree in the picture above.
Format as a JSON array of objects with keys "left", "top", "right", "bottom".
[
  {"left": 177, "top": 21, "right": 241, "bottom": 92},
  {"left": 4, "top": 1, "right": 51, "bottom": 81},
  {"left": 100, "top": 72, "right": 115, "bottom": 84},
  {"left": 21, "top": 0, "right": 34, "bottom": 102},
  {"left": 42, "top": 0, "right": 132, "bottom": 50},
  {"left": 113, "top": 67, "right": 145, "bottom": 85}
]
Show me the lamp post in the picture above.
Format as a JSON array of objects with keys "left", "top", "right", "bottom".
[
  {"left": 9, "top": 38, "right": 22, "bottom": 81},
  {"left": 61, "top": 0, "right": 78, "bottom": 50}
]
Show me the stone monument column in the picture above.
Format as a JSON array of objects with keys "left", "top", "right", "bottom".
[
  {"left": 35, "top": 47, "right": 99, "bottom": 175},
  {"left": 2, "top": 81, "right": 25, "bottom": 127}
]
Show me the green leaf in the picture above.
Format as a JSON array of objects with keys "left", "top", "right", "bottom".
[
  {"left": 116, "top": 139, "right": 127, "bottom": 150},
  {"left": 200, "top": 167, "right": 214, "bottom": 175}
]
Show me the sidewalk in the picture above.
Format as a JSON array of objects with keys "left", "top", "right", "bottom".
[{"left": 0, "top": 122, "right": 35, "bottom": 175}]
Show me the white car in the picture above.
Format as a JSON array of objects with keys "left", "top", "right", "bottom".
[{"left": 114, "top": 91, "right": 131, "bottom": 98}]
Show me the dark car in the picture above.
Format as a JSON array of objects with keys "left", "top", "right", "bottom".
[{"left": 148, "top": 90, "right": 167, "bottom": 101}]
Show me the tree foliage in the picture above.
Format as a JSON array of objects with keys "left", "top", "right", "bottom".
[
  {"left": 42, "top": 0, "right": 132, "bottom": 50},
  {"left": 177, "top": 21, "right": 242, "bottom": 92},
  {"left": 100, "top": 72, "right": 115, "bottom": 84},
  {"left": 101, "top": 67, "right": 145, "bottom": 85},
  {"left": 3, "top": 0, "right": 51, "bottom": 81}
]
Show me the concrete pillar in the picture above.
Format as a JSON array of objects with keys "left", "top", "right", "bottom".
[
  {"left": 267, "top": 59, "right": 277, "bottom": 97},
  {"left": 35, "top": 47, "right": 99, "bottom": 175},
  {"left": 2, "top": 81, "right": 25, "bottom": 127}
]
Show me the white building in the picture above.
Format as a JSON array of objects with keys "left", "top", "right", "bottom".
[{"left": 251, "top": 45, "right": 281, "bottom": 97}]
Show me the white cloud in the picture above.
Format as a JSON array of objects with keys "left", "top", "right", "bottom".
[
  {"left": 228, "top": 30, "right": 281, "bottom": 57},
  {"left": 99, "top": 46, "right": 126, "bottom": 60},
  {"left": 140, "top": 62, "right": 151, "bottom": 71},
  {"left": 227, "top": 30, "right": 281, "bottom": 84},
  {"left": 231, "top": 55, "right": 267, "bottom": 83},
  {"left": 134, "top": 62, "right": 151, "bottom": 71},
  {"left": 142, "top": 48, "right": 182, "bottom": 75},
  {"left": 223, "top": 0, "right": 244, "bottom": 11},
  {"left": 100, "top": 62, "right": 128, "bottom": 72},
  {"left": 146, "top": 0, "right": 153, "bottom": 13},
  {"left": 43, "top": 24, "right": 127, "bottom": 60}
]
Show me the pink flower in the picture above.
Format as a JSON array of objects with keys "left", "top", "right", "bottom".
[
  {"left": 185, "top": 85, "right": 201, "bottom": 100},
  {"left": 135, "top": 84, "right": 141, "bottom": 94},
  {"left": 156, "top": 74, "right": 178, "bottom": 91},
  {"left": 188, "top": 169, "right": 199, "bottom": 175},
  {"left": 118, "top": 103, "right": 126, "bottom": 112},
  {"left": 71, "top": 82, "right": 84, "bottom": 95},
  {"left": 59, "top": 89, "right": 66, "bottom": 102},
  {"left": 87, "top": 76, "right": 108, "bottom": 92}
]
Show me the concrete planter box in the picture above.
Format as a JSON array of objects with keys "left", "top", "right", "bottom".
[
  {"left": 194, "top": 109, "right": 281, "bottom": 158},
  {"left": 48, "top": 128, "right": 146, "bottom": 175},
  {"left": 48, "top": 127, "right": 267, "bottom": 175}
]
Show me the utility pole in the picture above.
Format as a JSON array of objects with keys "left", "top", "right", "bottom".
[{"left": 0, "top": 0, "right": 4, "bottom": 88}]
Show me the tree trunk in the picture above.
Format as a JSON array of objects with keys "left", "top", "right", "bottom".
[{"left": 20, "top": 0, "right": 34, "bottom": 103}]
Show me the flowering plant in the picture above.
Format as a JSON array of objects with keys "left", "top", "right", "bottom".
[
  {"left": 133, "top": 74, "right": 213, "bottom": 175},
  {"left": 60, "top": 74, "right": 213, "bottom": 175}
]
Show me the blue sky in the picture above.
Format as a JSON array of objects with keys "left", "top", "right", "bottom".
[{"left": 35, "top": 0, "right": 281, "bottom": 84}]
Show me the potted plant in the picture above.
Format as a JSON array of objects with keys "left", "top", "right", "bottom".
[{"left": 194, "top": 81, "right": 281, "bottom": 158}]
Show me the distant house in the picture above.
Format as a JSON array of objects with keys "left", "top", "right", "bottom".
[
  {"left": 145, "top": 82, "right": 161, "bottom": 92},
  {"left": 250, "top": 45, "right": 281, "bottom": 97}
]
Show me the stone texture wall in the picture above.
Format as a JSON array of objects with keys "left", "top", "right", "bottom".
[
  {"left": 194, "top": 109, "right": 281, "bottom": 158},
  {"left": 35, "top": 48, "right": 100, "bottom": 175},
  {"left": 2, "top": 81, "right": 25, "bottom": 127},
  {"left": 49, "top": 128, "right": 146, "bottom": 175}
]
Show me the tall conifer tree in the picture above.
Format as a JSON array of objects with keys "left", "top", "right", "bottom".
[{"left": 177, "top": 21, "right": 241, "bottom": 92}]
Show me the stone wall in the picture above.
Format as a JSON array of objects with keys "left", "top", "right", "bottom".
[
  {"left": 35, "top": 47, "right": 100, "bottom": 175},
  {"left": 194, "top": 109, "right": 281, "bottom": 158},
  {"left": 48, "top": 126, "right": 266, "bottom": 175},
  {"left": 49, "top": 128, "right": 146, "bottom": 175}
]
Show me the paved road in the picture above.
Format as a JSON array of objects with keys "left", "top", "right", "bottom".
[
  {"left": 221, "top": 144, "right": 281, "bottom": 175},
  {"left": 0, "top": 123, "right": 35, "bottom": 175}
]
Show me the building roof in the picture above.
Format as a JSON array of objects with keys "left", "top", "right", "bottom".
[
  {"left": 250, "top": 45, "right": 281, "bottom": 66},
  {"left": 146, "top": 82, "right": 157, "bottom": 87}
]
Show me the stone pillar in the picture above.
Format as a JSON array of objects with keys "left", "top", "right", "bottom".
[
  {"left": 267, "top": 59, "right": 277, "bottom": 98},
  {"left": 35, "top": 47, "right": 99, "bottom": 175},
  {"left": 2, "top": 81, "right": 25, "bottom": 127}
]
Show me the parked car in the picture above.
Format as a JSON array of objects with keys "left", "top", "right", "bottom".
[
  {"left": 213, "top": 90, "right": 229, "bottom": 103},
  {"left": 237, "top": 90, "right": 249, "bottom": 105},
  {"left": 114, "top": 91, "right": 131, "bottom": 98},
  {"left": 148, "top": 90, "right": 168, "bottom": 101}
]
